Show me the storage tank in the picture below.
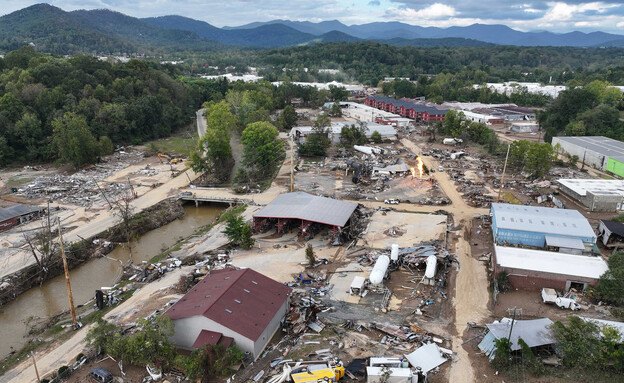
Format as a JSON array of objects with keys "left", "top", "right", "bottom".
[
  {"left": 369, "top": 255, "right": 390, "bottom": 285},
  {"left": 390, "top": 244, "right": 399, "bottom": 261},
  {"left": 425, "top": 255, "right": 437, "bottom": 279}
]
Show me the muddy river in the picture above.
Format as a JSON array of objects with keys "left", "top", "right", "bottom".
[{"left": 0, "top": 203, "right": 224, "bottom": 357}]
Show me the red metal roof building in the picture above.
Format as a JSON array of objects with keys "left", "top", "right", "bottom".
[{"left": 166, "top": 268, "right": 291, "bottom": 359}]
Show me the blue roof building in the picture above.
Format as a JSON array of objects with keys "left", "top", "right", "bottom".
[{"left": 490, "top": 203, "right": 596, "bottom": 247}]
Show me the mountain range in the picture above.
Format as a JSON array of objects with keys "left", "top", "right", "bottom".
[{"left": 0, "top": 3, "right": 623, "bottom": 55}]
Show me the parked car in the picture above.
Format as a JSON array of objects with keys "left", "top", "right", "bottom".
[
  {"left": 438, "top": 165, "right": 444, "bottom": 172},
  {"left": 384, "top": 199, "right": 400, "bottom": 205},
  {"left": 88, "top": 368, "right": 113, "bottom": 383}
]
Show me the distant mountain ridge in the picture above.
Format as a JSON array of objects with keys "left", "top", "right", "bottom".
[
  {"left": 224, "top": 19, "right": 624, "bottom": 47},
  {"left": 1, "top": 3, "right": 622, "bottom": 55}
]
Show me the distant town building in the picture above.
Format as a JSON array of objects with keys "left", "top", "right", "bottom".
[
  {"left": 364, "top": 96, "right": 448, "bottom": 122},
  {"left": 290, "top": 121, "right": 397, "bottom": 144}
]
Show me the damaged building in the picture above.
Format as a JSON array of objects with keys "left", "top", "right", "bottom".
[
  {"left": 252, "top": 192, "right": 358, "bottom": 239},
  {"left": 0, "top": 204, "right": 46, "bottom": 232}
]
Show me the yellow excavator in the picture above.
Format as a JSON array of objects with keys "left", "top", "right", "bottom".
[{"left": 158, "top": 153, "right": 182, "bottom": 164}]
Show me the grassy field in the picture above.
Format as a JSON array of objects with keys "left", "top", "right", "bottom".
[{"left": 143, "top": 125, "right": 198, "bottom": 157}]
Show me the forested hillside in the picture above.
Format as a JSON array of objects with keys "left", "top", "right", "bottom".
[{"left": 0, "top": 47, "right": 207, "bottom": 167}]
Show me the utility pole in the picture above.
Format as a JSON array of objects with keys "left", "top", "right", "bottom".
[
  {"left": 290, "top": 138, "right": 295, "bottom": 193},
  {"left": 31, "top": 353, "right": 40, "bottom": 383},
  {"left": 58, "top": 221, "right": 77, "bottom": 326},
  {"left": 496, "top": 143, "right": 511, "bottom": 203},
  {"left": 93, "top": 178, "right": 113, "bottom": 209}
]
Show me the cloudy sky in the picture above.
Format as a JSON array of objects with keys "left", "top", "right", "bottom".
[{"left": 1, "top": 1, "right": 624, "bottom": 33}]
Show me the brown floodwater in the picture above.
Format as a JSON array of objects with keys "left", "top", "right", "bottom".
[{"left": 0, "top": 203, "right": 224, "bottom": 358}]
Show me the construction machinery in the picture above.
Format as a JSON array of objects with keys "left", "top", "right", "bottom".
[
  {"left": 158, "top": 153, "right": 182, "bottom": 164},
  {"left": 290, "top": 361, "right": 345, "bottom": 383}
]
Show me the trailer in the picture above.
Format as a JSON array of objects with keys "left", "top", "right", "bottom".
[{"left": 541, "top": 288, "right": 558, "bottom": 304}]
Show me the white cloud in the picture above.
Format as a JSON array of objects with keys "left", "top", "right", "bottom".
[{"left": 386, "top": 3, "right": 457, "bottom": 21}]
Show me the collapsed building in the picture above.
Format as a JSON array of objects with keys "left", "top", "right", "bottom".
[{"left": 0, "top": 204, "right": 46, "bottom": 232}]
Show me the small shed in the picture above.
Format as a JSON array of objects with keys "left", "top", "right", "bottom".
[
  {"left": 478, "top": 318, "right": 554, "bottom": 360},
  {"left": 598, "top": 220, "right": 624, "bottom": 247}
]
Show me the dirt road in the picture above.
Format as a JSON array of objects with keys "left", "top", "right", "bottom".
[{"left": 401, "top": 138, "right": 491, "bottom": 382}]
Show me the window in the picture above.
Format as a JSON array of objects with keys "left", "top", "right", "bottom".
[{"left": 225, "top": 309, "right": 232, "bottom": 314}]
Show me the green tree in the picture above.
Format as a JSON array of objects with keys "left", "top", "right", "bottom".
[
  {"left": 99, "top": 136, "right": 114, "bottom": 156},
  {"left": 328, "top": 85, "right": 349, "bottom": 101},
  {"left": 340, "top": 123, "right": 367, "bottom": 147},
  {"left": 596, "top": 252, "right": 624, "bottom": 305},
  {"left": 223, "top": 214, "right": 255, "bottom": 249},
  {"left": 565, "top": 120, "right": 586, "bottom": 136},
  {"left": 52, "top": 112, "right": 99, "bottom": 167},
  {"left": 551, "top": 316, "right": 602, "bottom": 368},
  {"left": 241, "top": 121, "right": 284, "bottom": 181},
  {"left": 299, "top": 113, "right": 332, "bottom": 156},
  {"left": 370, "top": 130, "right": 382, "bottom": 143},
  {"left": 279, "top": 105, "right": 298, "bottom": 129},
  {"left": 329, "top": 102, "right": 343, "bottom": 117},
  {"left": 491, "top": 337, "right": 512, "bottom": 370},
  {"left": 205, "top": 100, "right": 238, "bottom": 132}
]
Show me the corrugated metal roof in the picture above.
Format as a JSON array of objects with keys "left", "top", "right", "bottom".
[
  {"left": 0, "top": 204, "right": 44, "bottom": 222},
  {"left": 579, "top": 317, "right": 624, "bottom": 342},
  {"left": 544, "top": 235, "right": 585, "bottom": 250},
  {"left": 192, "top": 330, "right": 234, "bottom": 349},
  {"left": 494, "top": 245, "right": 608, "bottom": 279},
  {"left": 490, "top": 203, "right": 595, "bottom": 239},
  {"left": 558, "top": 179, "right": 624, "bottom": 197},
  {"left": 485, "top": 318, "right": 554, "bottom": 351},
  {"left": 404, "top": 343, "right": 447, "bottom": 373},
  {"left": 254, "top": 192, "right": 357, "bottom": 227},
  {"left": 553, "top": 136, "right": 624, "bottom": 162},
  {"left": 166, "top": 268, "right": 291, "bottom": 341},
  {"left": 600, "top": 220, "right": 624, "bottom": 237}
]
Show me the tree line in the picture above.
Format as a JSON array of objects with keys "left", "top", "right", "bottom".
[
  {"left": 0, "top": 46, "right": 209, "bottom": 167},
  {"left": 539, "top": 80, "right": 624, "bottom": 142}
]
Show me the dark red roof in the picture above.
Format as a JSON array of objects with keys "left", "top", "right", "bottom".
[
  {"left": 192, "top": 330, "right": 234, "bottom": 349},
  {"left": 166, "top": 268, "right": 291, "bottom": 341}
]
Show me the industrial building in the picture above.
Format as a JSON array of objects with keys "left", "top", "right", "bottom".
[
  {"left": 557, "top": 179, "right": 624, "bottom": 212},
  {"left": 493, "top": 245, "right": 608, "bottom": 291},
  {"left": 490, "top": 203, "right": 597, "bottom": 248},
  {"left": 460, "top": 110, "right": 504, "bottom": 125},
  {"left": 551, "top": 136, "right": 624, "bottom": 176},
  {"left": 166, "top": 268, "right": 291, "bottom": 359},
  {"left": 253, "top": 192, "right": 358, "bottom": 234},
  {"left": 0, "top": 204, "right": 46, "bottom": 232},
  {"left": 290, "top": 122, "right": 396, "bottom": 144}
]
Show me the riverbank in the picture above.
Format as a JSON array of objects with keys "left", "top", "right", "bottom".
[{"left": 0, "top": 198, "right": 187, "bottom": 308}]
